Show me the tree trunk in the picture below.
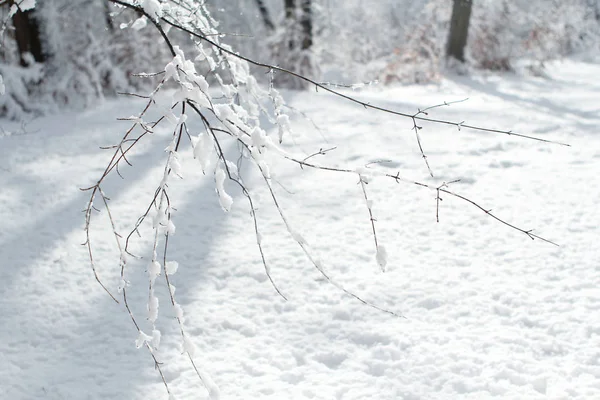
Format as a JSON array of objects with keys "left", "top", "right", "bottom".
[
  {"left": 284, "top": 0, "right": 296, "bottom": 20},
  {"left": 254, "top": 0, "right": 275, "bottom": 31},
  {"left": 104, "top": 0, "right": 115, "bottom": 32},
  {"left": 284, "top": 0, "right": 296, "bottom": 49},
  {"left": 299, "top": 0, "right": 312, "bottom": 50},
  {"left": 283, "top": 0, "right": 312, "bottom": 51},
  {"left": 11, "top": 1, "right": 45, "bottom": 66},
  {"left": 446, "top": 0, "right": 473, "bottom": 63},
  {"left": 275, "top": 0, "right": 314, "bottom": 88}
]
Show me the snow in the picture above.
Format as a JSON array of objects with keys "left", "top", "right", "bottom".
[
  {"left": 215, "top": 167, "right": 233, "bottom": 212},
  {"left": 19, "top": 0, "right": 36, "bottom": 10},
  {"left": 141, "top": 0, "right": 163, "bottom": 22},
  {"left": 131, "top": 16, "right": 148, "bottom": 31},
  {"left": 136, "top": 330, "right": 154, "bottom": 349},
  {"left": 165, "top": 261, "right": 179, "bottom": 275},
  {"left": 1, "top": 60, "right": 599, "bottom": 399}
]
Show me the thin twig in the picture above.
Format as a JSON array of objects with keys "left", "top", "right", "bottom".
[
  {"left": 358, "top": 174, "right": 383, "bottom": 271},
  {"left": 157, "top": 14, "right": 569, "bottom": 147}
]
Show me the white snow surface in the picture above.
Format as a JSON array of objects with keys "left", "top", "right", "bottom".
[{"left": 1, "top": 60, "right": 599, "bottom": 399}]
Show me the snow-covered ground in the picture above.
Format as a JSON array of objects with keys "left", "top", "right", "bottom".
[{"left": 1, "top": 59, "right": 599, "bottom": 400}]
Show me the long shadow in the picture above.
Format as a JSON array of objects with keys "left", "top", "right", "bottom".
[
  {"left": 448, "top": 74, "right": 600, "bottom": 123},
  {"left": 0, "top": 101, "right": 168, "bottom": 398},
  {"left": 279, "top": 86, "right": 502, "bottom": 141},
  {"left": 0, "top": 99, "right": 238, "bottom": 399},
  {"left": 0, "top": 98, "right": 166, "bottom": 289}
]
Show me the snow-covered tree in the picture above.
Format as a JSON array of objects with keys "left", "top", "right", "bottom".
[
  {"left": 3, "top": 0, "right": 600, "bottom": 118},
  {"left": 0, "top": 0, "right": 170, "bottom": 118}
]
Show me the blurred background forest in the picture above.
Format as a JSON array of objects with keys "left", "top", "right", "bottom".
[{"left": 1, "top": 0, "right": 599, "bottom": 119}]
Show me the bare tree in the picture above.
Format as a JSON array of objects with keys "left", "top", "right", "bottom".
[{"left": 446, "top": 0, "right": 473, "bottom": 62}]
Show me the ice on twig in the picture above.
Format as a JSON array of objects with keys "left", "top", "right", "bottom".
[
  {"left": 251, "top": 127, "right": 269, "bottom": 148},
  {"left": 135, "top": 330, "right": 153, "bottom": 348},
  {"left": 117, "top": 279, "right": 129, "bottom": 293},
  {"left": 149, "top": 261, "right": 161, "bottom": 277},
  {"left": 191, "top": 132, "right": 214, "bottom": 172},
  {"left": 276, "top": 114, "right": 291, "bottom": 143},
  {"left": 166, "top": 219, "right": 176, "bottom": 235},
  {"left": 173, "top": 303, "right": 184, "bottom": 320},
  {"left": 148, "top": 295, "right": 159, "bottom": 322},
  {"left": 182, "top": 334, "right": 196, "bottom": 357},
  {"left": 289, "top": 229, "right": 306, "bottom": 245},
  {"left": 165, "top": 261, "right": 179, "bottom": 275},
  {"left": 141, "top": 0, "right": 163, "bottom": 22},
  {"left": 201, "top": 370, "right": 221, "bottom": 400},
  {"left": 376, "top": 245, "right": 388, "bottom": 272},
  {"left": 215, "top": 167, "right": 233, "bottom": 211},
  {"left": 169, "top": 152, "right": 182, "bottom": 177},
  {"left": 131, "top": 16, "right": 147, "bottom": 30},
  {"left": 152, "top": 329, "right": 161, "bottom": 349}
]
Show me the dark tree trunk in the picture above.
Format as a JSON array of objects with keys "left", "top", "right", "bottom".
[
  {"left": 104, "top": 0, "right": 115, "bottom": 32},
  {"left": 276, "top": 0, "right": 314, "bottom": 88},
  {"left": 254, "top": 0, "right": 275, "bottom": 31},
  {"left": 299, "top": 0, "right": 312, "bottom": 50},
  {"left": 11, "top": 2, "right": 45, "bottom": 66},
  {"left": 446, "top": 0, "right": 473, "bottom": 62},
  {"left": 284, "top": 0, "right": 296, "bottom": 50},
  {"left": 283, "top": 0, "right": 312, "bottom": 51},
  {"left": 284, "top": 0, "right": 296, "bottom": 20}
]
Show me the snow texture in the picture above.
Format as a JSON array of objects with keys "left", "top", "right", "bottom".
[{"left": 0, "top": 60, "right": 599, "bottom": 399}]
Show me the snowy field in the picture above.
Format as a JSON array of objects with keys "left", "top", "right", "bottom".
[{"left": 1, "top": 59, "right": 599, "bottom": 400}]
